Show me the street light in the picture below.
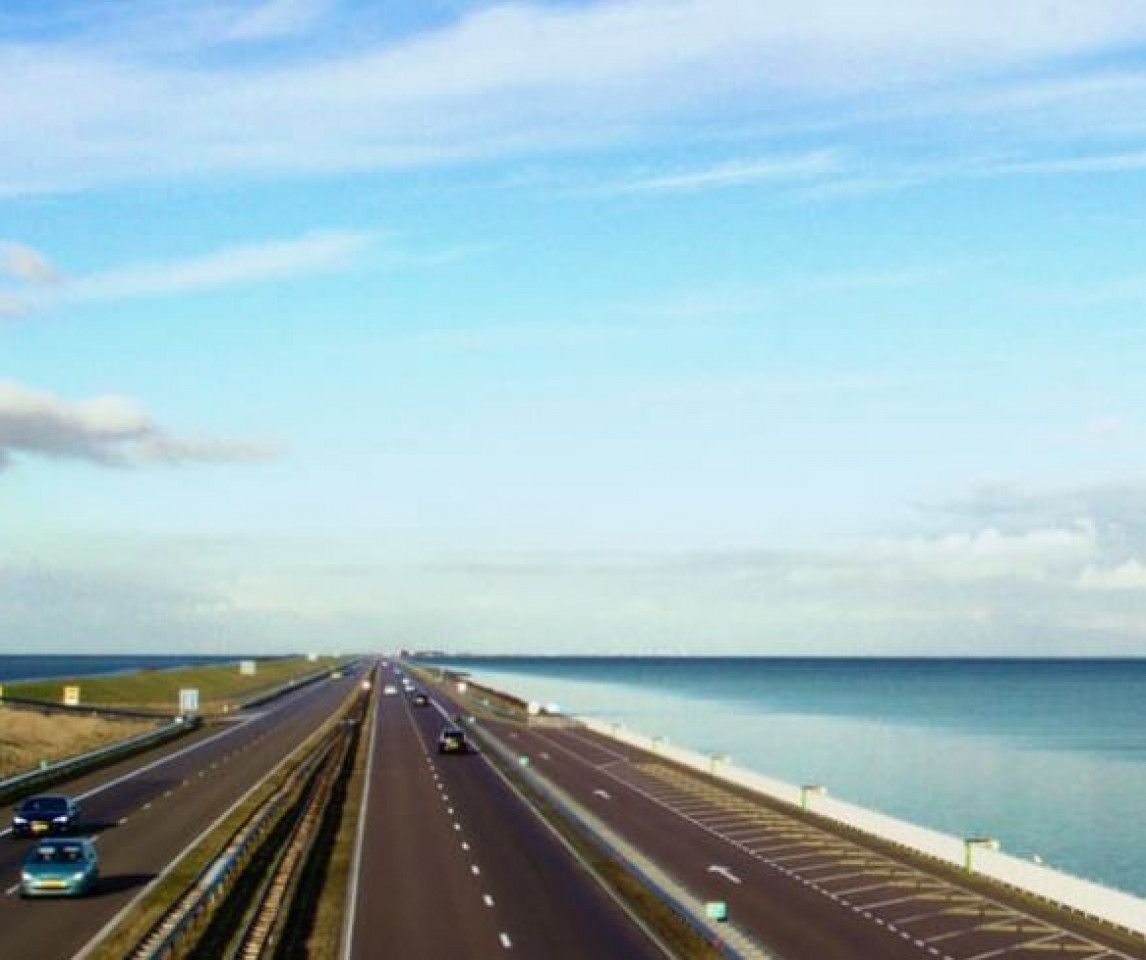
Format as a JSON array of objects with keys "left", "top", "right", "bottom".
[
  {"left": 964, "top": 836, "right": 1000, "bottom": 872},
  {"left": 800, "top": 784, "right": 827, "bottom": 811}
]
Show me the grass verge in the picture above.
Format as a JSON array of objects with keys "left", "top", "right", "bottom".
[
  {"left": 7, "top": 657, "right": 347, "bottom": 713},
  {"left": 302, "top": 678, "right": 376, "bottom": 959},
  {"left": 0, "top": 706, "right": 158, "bottom": 780}
]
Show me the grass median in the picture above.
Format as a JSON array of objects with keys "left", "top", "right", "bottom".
[{"left": 6, "top": 656, "right": 346, "bottom": 714}]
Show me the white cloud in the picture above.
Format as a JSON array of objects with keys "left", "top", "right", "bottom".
[
  {"left": 3, "top": 2, "right": 1146, "bottom": 193},
  {"left": 1078, "top": 560, "right": 1146, "bottom": 591},
  {"left": 224, "top": 0, "right": 334, "bottom": 41},
  {"left": 0, "top": 241, "right": 60, "bottom": 285},
  {"left": 605, "top": 151, "right": 840, "bottom": 194},
  {"left": 66, "top": 228, "right": 373, "bottom": 302},
  {"left": 0, "top": 379, "right": 277, "bottom": 471}
]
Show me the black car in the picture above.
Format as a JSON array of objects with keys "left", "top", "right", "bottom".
[
  {"left": 11, "top": 795, "right": 81, "bottom": 838},
  {"left": 437, "top": 725, "right": 467, "bottom": 754},
  {"left": 411, "top": 692, "right": 429, "bottom": 707}
]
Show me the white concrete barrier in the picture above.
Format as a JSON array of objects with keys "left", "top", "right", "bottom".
[{"left": 578, "top": 716, "right": 1146, "bottom": 937}]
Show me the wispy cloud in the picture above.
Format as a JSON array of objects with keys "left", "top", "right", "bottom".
[
  {"left": 1, "top": 241, "right": 61, "bottom": 285},
  {"left": 0, "top": 379, "right": 278, "bottom": 471},
  {"left": 604, "top": 151, "right": 840, "bottom": 194},
  {"left": 66, "top": 228, "right": 373, "bottom": 302},
  {"left": 4, "top": 2, "right": 1146, "bottom": 194}
]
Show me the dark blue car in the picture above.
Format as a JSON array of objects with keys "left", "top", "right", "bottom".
[{"left": 11, "top": 795, "right": 81, "bottom": 838}]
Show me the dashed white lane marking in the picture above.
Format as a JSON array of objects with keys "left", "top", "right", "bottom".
[
  {"left": 454, "top": 823, "right": 462, "bottom": 831},
  {"left": 461, "top": 841, "right": 471, "bottom": 851},
  {"left": 499, "top": 932, "right": 512, "bottom": 949},
  {"left": 471, "top": 865, "right": 481, "bottom": 876},
  {"left": 5, "top": 883, "right": 19, "bottom": 896},
  {"left": 484, "top": 894, "right": 494, "bottom": 907}
]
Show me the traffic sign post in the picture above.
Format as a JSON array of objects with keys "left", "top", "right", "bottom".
[{"left": 179, "top": 688, "right": 200, "bottom": 716}]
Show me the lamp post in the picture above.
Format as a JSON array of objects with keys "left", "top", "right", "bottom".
[
  {"left": 964, "top": 837, "right": 1000, "bottom": 872},
  {"left": 800, "top": 784, "right": 827, "bottom": 811}
]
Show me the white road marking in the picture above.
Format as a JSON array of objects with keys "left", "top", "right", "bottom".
[
  {"left": 592, "top": 789, "right": 611, "bottom": 800},
  {"left": 707, "top": 865, "right": 742, "bottom": 884},
  {"left": 499, "top": 932, "right": 512, "bottom": 949},
  {"left": 484, "top": 894, "right": 494, "bottom": 907},
  {"left": 471, "top": 864, "right": 481, "bottom": 875}
]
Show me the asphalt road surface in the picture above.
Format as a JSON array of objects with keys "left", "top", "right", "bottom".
[
  {"left": 453, "top": 696, "right": 1146, "bottom": 960},
  {"left": 0, "top": 670, "right": 361, "bottom": 960},
  {"left": 346, "top": 666, "right": 665, "bottom": 960}
]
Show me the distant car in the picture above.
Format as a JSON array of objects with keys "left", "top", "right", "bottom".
[
  {"left": 11, "top": 796, "right": 80, "bottom": 838},
  {"left": 20, "top": 838, "right": 99, "bottom": 898},
  {"left": 382, "top": 684, "right": 398, "bottom": 696},
  {"left": 412, "top": 692, "right": 429, "bottom": 707},
  {"left": 438, "top": 725, "right": 468, "bottom": 754}
]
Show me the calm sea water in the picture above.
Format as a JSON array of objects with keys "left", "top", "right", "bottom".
[
  {"left": 0, "top": 654, "right": 239, "bottom": 683},
  {"left": 430, "top": 657, "right": 1146, "bottom": 898}
]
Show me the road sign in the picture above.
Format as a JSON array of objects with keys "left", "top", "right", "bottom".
[
  {"left": 179, "top": 688, "right": 200, "bottom": 714},
  {"left": 62, "top": 686, "right": 81, "bottom": 707},
  {"left": 239, "top": 660, "right": 257, "bottom": 676}
]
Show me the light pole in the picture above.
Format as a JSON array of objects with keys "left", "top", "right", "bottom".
[
  {"left": 800, "top": 784, "right": 827, "bottom": 811},
  {"left": 964, "top": 836, "right": 1000, "bottom": 872}
]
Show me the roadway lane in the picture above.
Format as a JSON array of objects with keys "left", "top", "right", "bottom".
[
  {"left": 0, "top": 672, "right": 359, "bottom": 960},
  {"left": 467, "top": 709, "right": 1146, "bottom": 960},
  {"left": 347, "top": 670, "right": 664, "bottom": 960}
]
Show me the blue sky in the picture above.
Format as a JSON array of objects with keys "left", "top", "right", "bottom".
[{"left": 3, "top": 0, "right": 1146, "bottom": 654}]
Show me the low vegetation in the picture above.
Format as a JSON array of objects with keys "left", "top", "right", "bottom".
[
  {"left": 5, "top": 656, "right": 343, "bottom": 713},
  {"left": 0, "top": 706, "right": 157, "bottom": 779}
]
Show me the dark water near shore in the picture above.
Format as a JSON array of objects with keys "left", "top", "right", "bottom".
[
  {"left": 0, "top": 654, "right": 239, "bottom": 683},
  {"left": 431, "top": 656, "right": 1146, "bottom": 897}
]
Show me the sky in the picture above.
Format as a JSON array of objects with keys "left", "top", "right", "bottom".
[{"left": 3, "top": 0, "right": 1146, "bottom": 655}]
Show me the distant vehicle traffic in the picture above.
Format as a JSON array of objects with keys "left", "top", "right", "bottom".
[
  {"left": 438, "top": 725, "right": 468, "bottom": 754},
  {"left": 11, "top": 796, "right": 81, "bottom": 838},
  {"left": 19, "top": 838, "right": 99, "bottom": 898},
  {"left": 412, "top": 692, "right": 429, "bottom": 706},
  {"left": 382, "top": 684, "right": 398, "bottom": 696}
]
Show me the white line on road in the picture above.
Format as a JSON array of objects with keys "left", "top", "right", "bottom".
[
  {"left": 707, "top": 865, "right": 742, "bottom": 884},
  {"left": 484, "top": 894, "right": 494, "bottom": 907},
  {"left": 499, "top": 932, "right": 513, "bottom": 949},
  {"left": 592, "top": 788, "right": 611, "bottom": 800}
]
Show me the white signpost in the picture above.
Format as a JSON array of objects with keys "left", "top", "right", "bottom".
[
  {"left": 179, "top": 688, "right": 200, "bottom": 715},
  {"left": 62, "top": 686, "right": 81, "bottom": 707},
  {"left": 239, "top": 660, "right": 257, "bottom": 676}
]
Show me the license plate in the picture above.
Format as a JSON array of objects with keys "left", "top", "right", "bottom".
[
  {"left": 37, "top": 881, "right": 67, "bottom": 889},
  {"left": 31, "top": 823, "right": 48, "bottom": 833}
]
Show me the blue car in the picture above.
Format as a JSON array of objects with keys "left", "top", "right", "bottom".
[
  {"left": 11, "top": 795, "right": 81, "bottom": 838},
  {"left": 19, "top": 838, "right": 99, "bottom": 898}
]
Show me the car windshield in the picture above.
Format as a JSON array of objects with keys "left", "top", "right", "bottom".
[
  {"left": 28, "top": 845, "right": 85, "bottom": 865},
  {"left": 20, "top": 798, "right": 68, "bottom": 815}
]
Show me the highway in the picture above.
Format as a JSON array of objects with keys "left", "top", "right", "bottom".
[
  {"left": 346, "top": 666, "right": 665, "bottom": 959},
  {"left": 0, "top": 670, "right": 360, "bottom": 960},
  {"left": 429, "top": 681, "right": 1146, "bottom": 960}
]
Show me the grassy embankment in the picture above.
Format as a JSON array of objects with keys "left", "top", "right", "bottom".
[
  {"left": 5, "top": 656, "right": 343, "bottom": 714},
  {"left": 0, "top": 707, "right": 158, "bottom": 779}
]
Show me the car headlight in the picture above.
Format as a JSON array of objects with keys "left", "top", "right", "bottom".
[
  {"left": 13, "top": 816, "right": 26, "bottom": 824},
  {"left": 52, "top": 816, "right": 68, "bottom": 823},
  {"left": 72, "top": 871, "right": 86, "bottom": 881},
  {"left": 21, "top": 872, "right": 33, "bottom": 882}
]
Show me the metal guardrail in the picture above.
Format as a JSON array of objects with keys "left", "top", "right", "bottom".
[
  {"left": 0, "top": 694, "right": 176, "bottom": 721},
  {"left": 466, "top": 719, "right": 771, "bottom": 960},
  {"left": 231, "top": 659, "right": 362, "bottom": 712},
  {"left": 0, "top": 717, "right": 196, "bottom": 806},
  {"left": 129, "top": 731, "right": 340, "bottom": 960}
]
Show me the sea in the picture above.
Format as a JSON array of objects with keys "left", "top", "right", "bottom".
[
  {"left": 0, "top": 654, "right": 240, "bottom": 683},
  {"left": 429, "top": 656, "right": 1146, "bottom": 899}
]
